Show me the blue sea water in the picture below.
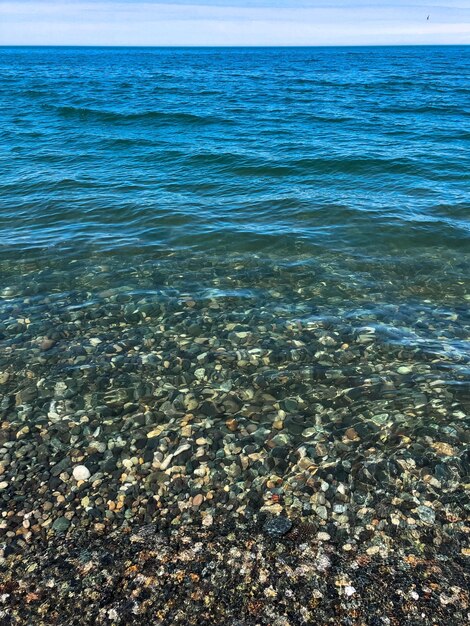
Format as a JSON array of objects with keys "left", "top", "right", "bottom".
[
  {"left": 1, "top": 47, "right": 469, "bottom": 364},
  {"left": 1, "top": 46, "right": 469, "bottom": 255}
]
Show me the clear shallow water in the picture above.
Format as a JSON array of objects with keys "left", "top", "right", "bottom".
[{"left": 0, "top": 48, "right": 469, "bottom": 544}]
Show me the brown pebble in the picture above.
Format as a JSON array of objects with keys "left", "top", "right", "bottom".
[
  {"left": 226, "top": 418, "right": 238, "bottom": 431},
  {"left": 345, "top": 428, "right": 359, "bottom": 441},
  {"left": 192, "top": 494, "right": 204, "bottom": 507},
  {"left": 40, "top": 338, "right": 56, "bottom": 351},
  {"left": 431, "top": 442, "right": 454, "bottom": 456}
]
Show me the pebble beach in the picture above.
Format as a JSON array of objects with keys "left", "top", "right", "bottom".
[
  {"left": 1, "top": 46, "right": 469, "bottom": 623},
  {"left": 1, "top": 251, "right": 469, "bottom": 624}
]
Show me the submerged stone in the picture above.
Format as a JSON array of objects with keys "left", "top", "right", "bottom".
[
  {"left": 52, "top": 516, "right": 70, "bottom": 532},
  {"left": 417, "top": 505, "right": 436, "bottom": 524},
  {"left": 262, "top": 515, "right": 292, "bottom": 538}
]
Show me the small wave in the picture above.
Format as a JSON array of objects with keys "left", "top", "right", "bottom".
[
  {"left": 103, "top": 136, "right": 159, "bottom": 148},
  {"left": 301, "top": 112, "right": 354, "bottom": 123},
  {"left": 21, "top": 89, "right": 48, "bottom": 98},
  {"left": 50, "top": 105, "right": 231, "bottom": 125},
  {"left": 183, "top": 152, "right": 425, "bottom": 177},
  {"left": 377, "top": 104, "right": 470, "bottom": 117},
  {"left": 293, "top": 156, "right": 421, "bottom": 176},
  {"left": 428, "top": 203, "right": 470, "bottom": 222}
]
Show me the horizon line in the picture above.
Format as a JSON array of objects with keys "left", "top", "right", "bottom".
[{"left": 1, "top": 43, "right": 469, "bottom": 48}]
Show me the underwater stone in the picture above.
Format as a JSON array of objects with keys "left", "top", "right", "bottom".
[
  {"left": 262, "top": 515, "right": 292, "bottom": 538},
  {"left": 73, "top": 465, "right": 91, "bottom": 481}
]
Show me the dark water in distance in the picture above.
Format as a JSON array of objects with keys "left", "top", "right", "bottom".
[
  {"left": 2, "top": 46, "right": 469, "bottom": 255},
  {"left": 1, "top": 47, "right": 470, "bottom": 561}
]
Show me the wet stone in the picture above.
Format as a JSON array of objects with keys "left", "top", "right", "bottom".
[
  {"left": 417, "top": 505, "right": 436, "bottom": 525},
  {"left": 52, "top": 517, "right": 70, "bottom": 532},
  {"left": 262, "top": 515, "right": 292, "bottom": 539},
  {"left": 51, "top": 458, "right": 70, "bottom": 477},
  {"left": 15, "top": 387, "right": 37, "bottom": 405},
  {"left": 40, "top": 338, "right": 56, "bottom": 351},
  {"left": 73, "top": 465, "right": 91, "bottom": 481}
]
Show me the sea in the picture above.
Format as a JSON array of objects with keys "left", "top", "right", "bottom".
[{"left": 0, "top": 47, "right": 469, "bottom": 570}]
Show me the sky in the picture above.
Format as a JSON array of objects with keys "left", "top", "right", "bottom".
[{"left": 1, "top": 0, "right": 470, "bottom": 46}]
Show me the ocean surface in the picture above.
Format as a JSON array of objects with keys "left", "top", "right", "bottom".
[{"left": 0, "top": 47, "right": 469, "bottom": 556}]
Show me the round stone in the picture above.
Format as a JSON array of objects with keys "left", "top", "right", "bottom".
[
  {"left": 40, "top": 338, "right": 56, "bottom": 351},
  {"left": 192, "top": 494, "right": 204, "bottom": 507},
  {"left": 73, "top": 465, "right": 91, "bottom": 481}
]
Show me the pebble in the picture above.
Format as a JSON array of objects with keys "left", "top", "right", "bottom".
[
  {"left": 192, "top": 494, "right": 204, "bottom": 507},
  {"left": 262, "top": 516, "right": 292, "bottom": 539},
  {"left": 417, "top": 505, "right": 435, "bottom": 525},
  {"left": 316, "top": 505, "right": 328, "bottom": 520},
  {"left": 431, "top": 442, "right": 455, "bottom": 456},
  {"left": 345, "top": 428, "right": 359, "bottom": 441},
  {"left": 52, "top": 517, "right": 70, "bottom": 532},
  {"left": 39, "top": 338, "right": 56, "bottom": 351},
  {"left": 160, "top": 444, "right": 191, "bottom": 470},
  {"left": 72, "top": 465, "right": 91, "bottom": 481},
  {"left": 0, "top": 259, "right": 467, "bottom": 593}
]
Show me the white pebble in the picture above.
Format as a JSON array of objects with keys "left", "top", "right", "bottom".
[
  {"left": 345, "top": 585, "right": 356, "bottom": 597},
  {"left": 73, "top": 465, "right": 91, "bottom": 481},
  {"left": 202, "top": 514, "right": 213, "bottom": 527}
]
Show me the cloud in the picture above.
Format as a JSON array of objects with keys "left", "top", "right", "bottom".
[{"left": 1, "top": 1, "right": 469, "bottom": 45}]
